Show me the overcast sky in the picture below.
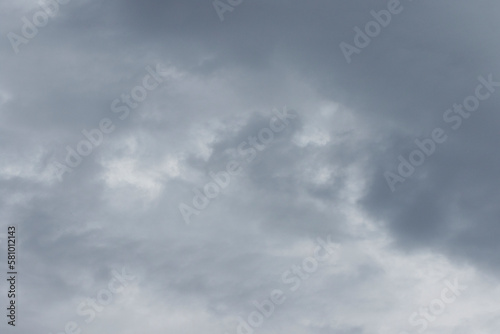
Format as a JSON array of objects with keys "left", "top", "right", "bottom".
[{"left": 1, "top": 1, "right": 500, "bottom": 333}]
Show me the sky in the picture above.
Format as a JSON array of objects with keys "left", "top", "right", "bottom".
[{"left": 1, "top": 0, "right": 500, "bottom": 333}]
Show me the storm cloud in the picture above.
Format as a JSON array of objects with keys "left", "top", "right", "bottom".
[{"left": 1, "top": 1, "right": 500, "bottom": 333}]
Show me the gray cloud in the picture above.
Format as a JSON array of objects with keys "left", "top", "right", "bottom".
[{"left": 1, "top": 1, "right": 500, "bottom": 333}]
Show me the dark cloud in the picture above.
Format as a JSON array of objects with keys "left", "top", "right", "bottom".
[{"left": 1, "top": 0, "right": 500, "bottom": 333}]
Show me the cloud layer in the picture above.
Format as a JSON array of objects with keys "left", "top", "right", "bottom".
[{"left": 1, "top": 1, "right": 500, "bottom": 333}]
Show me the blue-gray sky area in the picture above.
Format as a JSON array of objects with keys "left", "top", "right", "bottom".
[{"left": 1, "top": 1, "right": 500, "bottom": 333}]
